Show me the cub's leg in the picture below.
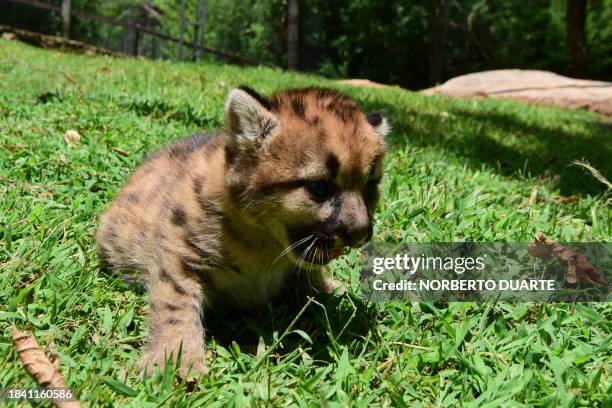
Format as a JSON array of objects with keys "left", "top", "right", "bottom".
[{"left": 138, "top": 258, "right": 208, "bottom": 375}]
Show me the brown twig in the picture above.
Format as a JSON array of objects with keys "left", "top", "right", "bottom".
[
  {"left": 479, "top": 351, "right": 509, "bottom": 365},
  {"left": 12, "top": 327, "right": 80, "bottom": 408}
]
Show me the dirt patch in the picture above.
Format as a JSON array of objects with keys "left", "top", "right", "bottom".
[{"left": 337, "top": 79, "right": 398, "bottom": 89}]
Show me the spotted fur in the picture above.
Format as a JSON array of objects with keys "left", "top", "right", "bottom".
[{"left": 96, "top": 87, "right": 389, "bottom": 375}]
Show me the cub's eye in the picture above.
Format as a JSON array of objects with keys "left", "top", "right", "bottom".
[{"left": 305, "top": 180, "right": 330, "bottom": 202}]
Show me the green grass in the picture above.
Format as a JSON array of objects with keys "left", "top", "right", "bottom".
[{"left": 0, "top": 39, "right": 610, "bottom": 407}]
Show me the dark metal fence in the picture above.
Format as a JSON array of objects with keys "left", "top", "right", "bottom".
[{"left": 3, "top": 0, "right": 268, "bottom": 66}]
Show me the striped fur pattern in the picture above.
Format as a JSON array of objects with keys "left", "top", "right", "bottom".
[{"left": 96, "top": 86, "right": 389, "bottom": 374}]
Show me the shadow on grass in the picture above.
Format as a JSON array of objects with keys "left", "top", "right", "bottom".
[
  {"left": 206, "top": 288, "right": 378, "bottom": 363},
  {"left": 102, "top": 266, "right": 377, "bottom": 364},
  {"left": 359, "top": 97, "right": 611, "bottom": 196},
  {"left": 123, "top": 97, "right": 213, "bottom": 128}
]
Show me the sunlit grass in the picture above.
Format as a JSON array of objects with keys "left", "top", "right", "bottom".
[{"left": 0, "top": 39, "right": 610, "bottom": 406}]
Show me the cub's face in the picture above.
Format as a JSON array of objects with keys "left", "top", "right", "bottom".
[{"left": 224, "top": 87, "right": 389, "bottom": 267}]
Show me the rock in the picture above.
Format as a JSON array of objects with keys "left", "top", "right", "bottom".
[{"left": 422, "top": 69, "right": 612, "bottom": 115}]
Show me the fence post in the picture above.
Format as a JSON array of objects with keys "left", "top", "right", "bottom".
[
  {"left": 179, "top": 0, "right": 186, "bottom": 60},
  {"left": 193, "top": 0, "right": 201, "bottom": 60},
  {"left": 200, "top": 0, "right": 207, "bottom": 58},
  {"left": 134, "top": 27, "right": 140, "bottom": 56},
  {"left": 61, "top": 0, "right": 71, "bottom": 38},
  {"left": 287, "top": 0, "right": 299, "bottom": 69}
]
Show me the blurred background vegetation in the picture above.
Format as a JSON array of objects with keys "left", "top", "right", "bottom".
[{"left": 1, "top": 0, "right": 611, "bottom": 89}]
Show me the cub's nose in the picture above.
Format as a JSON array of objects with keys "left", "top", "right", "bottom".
[{"left": 339, "top": 222, "right": 373, "bottom": 248}]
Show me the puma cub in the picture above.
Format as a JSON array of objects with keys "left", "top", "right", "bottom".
[{"left": 96, "top": 87, "right": 389, "bottom": 374}]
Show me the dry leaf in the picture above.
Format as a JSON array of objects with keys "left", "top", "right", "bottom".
[
  {"left": 527, "top": 232, "right": 554, "bottom": 261},
  {"left": 112, "top": 147, "right": 129, "bottom": 157},
  {"left": 256, "top": 336, "right": 267, "bottom": 359},
  {"left": 63, "top": 130, "right": 81, "bottom": 148},
  {"left": 528, "top": 233, "right": 607, "bottom": 287},
  {"left": 18, "top": 273, "right": 40, "bottom": 289},
  {"left": 61, "top": 72, "right": 77, "bottom": 84},
  {"left": 554, "top": 246, "right": 606, "bottom": 286},
  {"left": 554, "top": 195, "right": 578, "bottom": 204},
  {"left": 12, "top": 327, "right": 80, "bottom": 408},
  {"left": 2, "top": 143, "right": 26, "bottom": 153}
]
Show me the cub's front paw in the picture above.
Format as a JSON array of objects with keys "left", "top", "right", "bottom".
[
  {"left": 137, "top": 347, "right": 209, "bottom": 377},
  {"left": 318, "top": 278, "right": 346, "bottom": 295}
]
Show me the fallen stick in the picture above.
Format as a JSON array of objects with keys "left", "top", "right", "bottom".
[{"left": 12, "top": 327, "right": 80, "bottom": 408}]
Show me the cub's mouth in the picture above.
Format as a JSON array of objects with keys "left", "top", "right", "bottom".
[
  {"left": 285, "top": 231, "right": 345, "bottom": 265},
  {"left": 295, "top": 237, "right": 344, "bottom": 265}
]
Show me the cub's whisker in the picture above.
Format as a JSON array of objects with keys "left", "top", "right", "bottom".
[{"left": 273, "top": 234, "right": 313, "bottom": 265}]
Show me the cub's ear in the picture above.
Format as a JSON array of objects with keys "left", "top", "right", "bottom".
[
  {"left": 365, "top": 111, "right": 391, "bottom": 137},
  {"left": 224, "top": 87, "right": 279, "bottom": 152}
]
